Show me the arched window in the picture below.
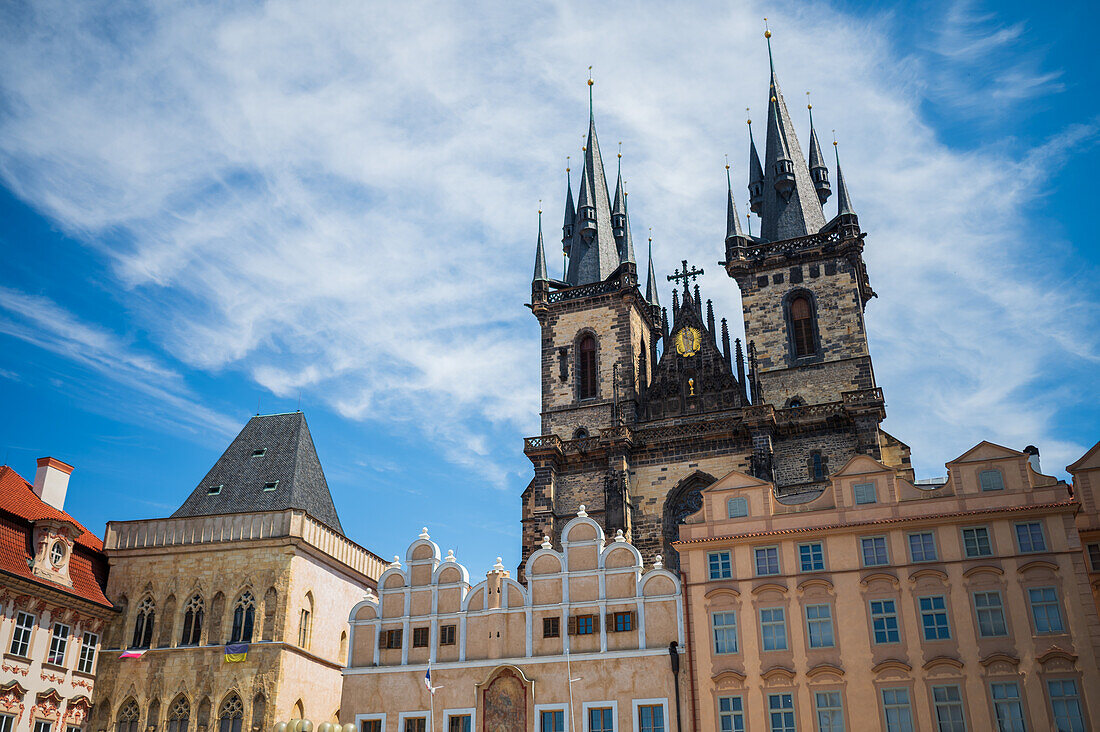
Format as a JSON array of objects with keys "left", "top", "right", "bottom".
[
  {"left": 131, "top": 597, "right": 155, "bottom": 648},
  {"left": 181, "top": 595, "right": 204, "bottom": 646},
  {"left": 167, "top": 696, "right": 190, "bottom": 732},
  {"left": 577, "top": 335, "right": 597, "bottom": 400},
  {"left": 218, "top": 695, "right": 243, "bottom": 732},
  {"left": 727, "top": 497, "right": 749, "bottom": 518},
  {"left": 229, "top": 592, "right": 255, "bottom": 644},
  {"left": 790, "top": 296, "right": 816, "bottom": 357},
  {"left": 117, "top": 700, "right": 141, "bottom": 732}
]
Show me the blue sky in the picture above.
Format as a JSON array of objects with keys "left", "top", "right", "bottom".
[{"left": 0, "top": 0, "right": 1097, "bottom": 576}]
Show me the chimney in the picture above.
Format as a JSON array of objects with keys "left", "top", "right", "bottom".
[
  {"left": 33, "top": 457, "right": 74, "bottom": 511},
  {"left": 1023, "top": 445, "right": 1041, "bottom": 474}
]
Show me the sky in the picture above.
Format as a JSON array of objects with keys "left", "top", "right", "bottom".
[{"left": 0, "top": 0, "right": 1097, "bottom": 576}]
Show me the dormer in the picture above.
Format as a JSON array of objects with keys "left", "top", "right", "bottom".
[{"left": 30, "top": 518, "right": 82, "bottom": 588}]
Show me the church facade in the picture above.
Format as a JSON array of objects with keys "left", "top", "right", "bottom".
[{"left": 521, "top": 36, "right": 909, "bottom": 576}]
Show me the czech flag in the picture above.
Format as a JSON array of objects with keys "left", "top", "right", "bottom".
[
  {"left": 119, "top": 649, "right": 146, "bottom": 659},
  {"left": 225, "top": 643, "right": 249, "bottom": 663}
]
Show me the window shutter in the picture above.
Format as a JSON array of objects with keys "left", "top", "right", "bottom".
[
  {"left": 567, "top": 616, "right": 577, "bottom": 636},
  {"left": 606, "top": 613, "right": 615, "bottom": 632}
]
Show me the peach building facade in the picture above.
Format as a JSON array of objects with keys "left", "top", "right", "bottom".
[
  {"left": 676, "top": 441, "right": 1100, "bottom": 732},
  {"left": 340, "top": 512, "right": 689, "bottom": 732}
]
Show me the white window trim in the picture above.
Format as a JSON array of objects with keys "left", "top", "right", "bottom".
[
  {"left": 396, "top": 711, "right": 430, "bottom": 732},
  {"left": 534, "top": 704, "right": 569, "bottom": 732},
  {"left": 354, "top": 713, "right": 386, "bottom": 732},
  {"left": 442, "top": 709, "right": 474, "bottom": 732},
  {"left": 630, "top": 699, "right": 669, "bottom": 732},
  {"left": 581, "top": 701, "right": 618, "bottom": 732}
]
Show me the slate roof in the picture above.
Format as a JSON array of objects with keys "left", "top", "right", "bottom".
[
  {"left": 171, "top": 412, "right": 344, "bottom": 534},
  {"left": 0, "top": 466, "right": 112, "bottom": 608}
]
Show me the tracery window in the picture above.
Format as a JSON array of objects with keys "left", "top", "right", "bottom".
[
  {"left": 131, "top": 597, "right": 155, "bottom": 649},
  {"left": 167, "top": 697, "right": 190, "bottom": 732},
  {"left": 117, "top": 701, "right": 140, "bottom": 732},
  {"left": 790, "top": 296, "right": 816, "bottom": 358},
  {"left": 181, "top": 595, "right": 204, "bottom": 646},
  {"left": 217, "top": 696, "right": 243, "bottom": 732},
  {"left": 229, "top": 592, "right": 255, "bottom": 644},
  {"left": 577, "top": 335, "right": 597, "bottom": 400}
]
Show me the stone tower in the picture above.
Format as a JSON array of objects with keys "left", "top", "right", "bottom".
[{"left": 520, "top": 42, "right": 912, "bottom": 576}]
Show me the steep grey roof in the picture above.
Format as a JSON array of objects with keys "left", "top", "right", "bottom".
[
  {"left": 172, "top": 412, "right": 344, "bottom": 534},
  {"left": 564, "top": 107, "right": 620, "bottom": 285},
  {"left": 533, "top": 212, "right": 549, "bottom": 282},
  {"left": 759, "top": 54, "right": 827, "bottom": 241},
  {"left": 645, "top": 239, "right": 660, "bottom": 307},
  {"left": 726, "top": 167, "right": 744, "bottom": 240}
]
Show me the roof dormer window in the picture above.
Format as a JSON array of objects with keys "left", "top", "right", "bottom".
[
  {"left": 263, "top": 481, "right": 279, "bottom": 492},
  {"left": 251, "top": 448, "right": 267, "bottom": 458},
  {"left": 207, "top": 484, "right": 222, "bottom": 496}
]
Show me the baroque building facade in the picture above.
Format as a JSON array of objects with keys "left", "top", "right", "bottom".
[
  {"left": 521, "top": 36, "right": 910, "bottom": 576},
  {"left": 0, "top": 459, "right": 114, "bottom": 732},
  {"left": 91, "top": 413, "right": 384, "bottom": 732}
]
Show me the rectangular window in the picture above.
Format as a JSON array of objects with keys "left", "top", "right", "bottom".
[
  {"left": 0, "top": 715, "right": 14, "bottom": 732},
  {"left": 880, "top": 689, "right": 914, "bottom": 732},
  {"left": 861, "top": 536, "right": 889, "bottom": 567},
  {"left": 361, "top": 721, "right": 381, "bottom": 732},
  {"left": 908, "top": 532, "right": 937, "bottom": 563},
  {"left": 760, "top": 607, "right": 787, "bottom": 651},
  {"left": 717, "top": 697, "right": 744, "bottom": 732},
  {"left": 931, "top": 685, "right": 966, "bottom": 732},
  {"left": 403, "top": 719, "right": 426, "bottom": 732},
  {"left": 447, "top": 716, "right": 471, "bottom": 732},
  {"left": 588, "top": 708, "right": 613, "bottom": 732},
  {"left": 9, "top": 612, "right": 34, "bottom": 657},
  {"left": 805, "top": 604, "right": 835, "bottom": 648},
  {"left": 799, "top": 542, "right": 825, "bottom": 572},
  {"left": 543, "top": 616, "right": 560, "bottom": 638},
  {"left": 962, "top": 527, "right": 992, "bottom": 558},
  {"left": 1088, "top": 543, "right": 1100, "bottom": 571},
  {"left": 767, "top": 694, "right": 795, "bottom": 732},
  {"left": 1047, "top": 679, "right": 1086, "bottom": 732},
  {"left": 1028, "top": 587, "right": 1065, "bottom": 634},
  {"left": 990, "top": 683, "right": 1025, "bottom": 732},
  {"left": 709, "top": 551, "right": 733, "bottom": 580},
  {"left": 637, "top": 706, "right": 663, "bottom": 732},
  {"left": 412, "top": 627, "right": 429, "bottom": 648},
  {"left": 870, "top": 600, "right": 900, "bottom": 644},
  {"left": 47, "top": 622, "right": 70, "bottom": 666},
  {"left": 814, "top": 691, "right": 844, "bottom": 732},
  {"left": 1015, "top": 522, "right": 1047, "bottom": 553},
  {"left": 853, "top": 482, "right": 877, "bottom": 505},
  {"left": 439, "top": 624, "right": 456, "bottom": 646},
  {"left": 979, "top": 470, "right": 1005, "bottom": 491},
  {"left": 712, "top": 612, "right": 738, "bottom": 654},
  {"left": 755, "top": 547, "right": 780, "bottom": 576},
  {"left": 974, "top": 592, "right": 1007, "bottom": 637},
  {"left": 919, "top": 596, "right": 951, "bottom": 640},
  {"left": 612, "top": 612, "right": 633, "bottom": 632},
  {"left": 34, "top": 722, "right": 53, "bottom": 732},
  {"left": 77, "top": 632, "right": 98, "bottom": 674}
]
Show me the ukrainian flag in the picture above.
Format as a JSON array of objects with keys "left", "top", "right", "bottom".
[{"left": 225, "top": 643, "right": 249, "bottom": 662}]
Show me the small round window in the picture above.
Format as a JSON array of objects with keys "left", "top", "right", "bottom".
[{"left": 50, "top": 542, "right": 65, "bottom": 566}]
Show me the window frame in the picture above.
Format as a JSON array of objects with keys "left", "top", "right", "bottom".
[
  {"left": 708, "top": 551, "right": 733, "bottom": 580},
  {"left": 754, "top": 546, "right": 780, "bottom": 577}
]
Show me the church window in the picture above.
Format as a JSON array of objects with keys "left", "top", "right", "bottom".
[
  {"left": 181, "top": 595, "right": 204, "bottom": 646},
  {"left": 263, "top": 481, "right": 278, "bottom": 492},
  {"left": 167, "top": 697, "right": 189, "bottom": 732},
  {"left": 117, "top": 701, "right": 140, "bottom": 732},
  {"left": 979, "top": 469, "right": 1004, "bottom": 492},
  {"left": 791, "top": 296, "right": 816, "bottom": 357},
  {"left": 229, "top": 592, "right": 254, "bottom": 644},
  {"left": 217, "top": 695, "right": 243, "bottom": 732},
  {"left": 727, "top": 497, "right": 749, "bottom": 518},
  {"left": 577, "top": 335, "right": 597, "bottom": 400},
  {"left": 131, "top": 597, "right": 155, "bottom": 649}
]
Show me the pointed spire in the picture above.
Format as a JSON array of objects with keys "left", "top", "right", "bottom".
[
  {"left": 533, "top": 207, "right": 549, "bottom": 283},
  {"left": 725, "top": 160, "right": 745, "bottom": 243},
  {"left": 758, "top": 24, "right": 827, "bottom": 242},
  {"left": 747, "top": 112, "right": 764, "bottom": 215},
  {"left": 645, "top": 234, "right": 660, "bottom": 307},
  {"left": 564, "top": 73, "right": 620, "bottom": 285},
  {"left": 834, "top": 137, "right": 855, "bottom": 217},
  {"left": 806, "top": 95, "right": 831, "bottom": 204}
]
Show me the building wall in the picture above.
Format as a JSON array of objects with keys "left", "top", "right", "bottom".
[
  {"left": 342, "top": 517, "right": 689, "bottom": 732},
  {"left": 678, "top": 442, "right": 1100, "bottom": 732}
]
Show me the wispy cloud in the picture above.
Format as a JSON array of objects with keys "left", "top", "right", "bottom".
[{"left": 0, "top": 0, "right": 1094, "bottom": 487}]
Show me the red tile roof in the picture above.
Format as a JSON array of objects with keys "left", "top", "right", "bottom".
[{"left": 0, "top": 466, "right": 112, "bottom": 608}]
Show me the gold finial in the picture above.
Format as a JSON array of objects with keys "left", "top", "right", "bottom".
[
  {"left": 588, "top": 65, "right": 594, "bottom": 86},
  {"left": 764, "top": 17, "right": 771, "bottom": 38}
]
